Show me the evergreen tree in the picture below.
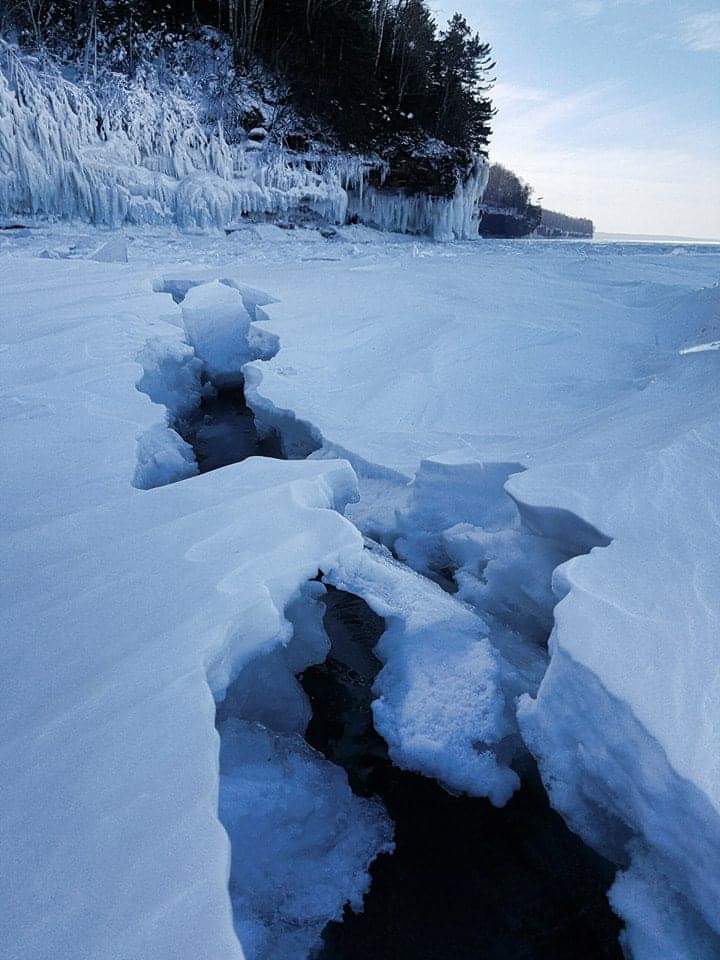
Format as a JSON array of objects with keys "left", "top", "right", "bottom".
[
  {"left": 431, "top": 13, "right": 494, "bottom": 149},
  {"left": 4, "top": 0, "right": 496, "bottom": 160}
]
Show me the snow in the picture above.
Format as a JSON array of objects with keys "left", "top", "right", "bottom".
[
  {"left": 0, "top": 256, "right": 392, "bottom": 960},
  {"left": 181, "top": 280, "right": 256, "bottom": 385},
  {"left": 220, "top": 719, "right": 393, "bottom": 960},
  {"left": 91, "top": 236, "right": 129, "bottom": 262},
  {"left": 679, "top": 339, "right": 720, "bottom": 353},
  {"left": 609, "top": 846, "right": 720, "bottom": 960},
  {"left": 231, "top": 238, "right": 720, "bottom": 952},
  {"left": 330, "top": 545, "right": 519, "bottom": 806},
  {"left": 2, "top": 224, "right": 720, "bottom": 958}
]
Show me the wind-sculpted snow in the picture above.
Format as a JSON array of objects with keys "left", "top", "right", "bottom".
[
  {"left": 0, "top": 257, "right": 395, "bottom": 960},
  {"left": 512, "top": 341, "right": 720, "bottom": 956},
  {"left": 236, "top": 241, "right": 720, "bottom": 955},
  {"left": 519, "top": 650, "right": 720, "bottom": 960},
  {"left": 159, "top": 273, "right": 514, "bottom": 803},
  {"left": 3, "top": 229, "right": 720, "bottom": 958}
]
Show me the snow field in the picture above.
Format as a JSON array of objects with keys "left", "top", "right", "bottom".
[
  {"left": 0, "top": 257, "right": 394, "bottom": 960},
  {"left": 3, "top": 231, "right": 720, "bottom": 959},
  {"left": 234, "top": 241, "right": 720, "bottom": 956}
]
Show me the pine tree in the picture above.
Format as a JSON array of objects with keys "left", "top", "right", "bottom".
[{"left": 431, "top": 13, "right": 494, "bottom": 149}]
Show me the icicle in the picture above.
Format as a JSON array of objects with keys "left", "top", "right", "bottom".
[
  {"left": 0, "top": 42, "right": 488, "bottom": 237},
  {"left": 346, "top": 154, "right": 489, "bottom": 240}
]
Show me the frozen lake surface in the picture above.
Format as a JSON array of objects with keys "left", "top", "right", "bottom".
[{"left": 2, "top": 225, "right": 719, "bottom": 960}]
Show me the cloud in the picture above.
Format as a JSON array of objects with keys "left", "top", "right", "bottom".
[
  {"left": 491, "top": 81, "right": 549, "bottom": 107},
  {"left": 489, "top": 79, "right": 720, "bottom": 237},
  {"left": 493, "top": 80, "right": 624, "bottom": 140},
  {"left": 680, "top": 11, "right": 720, "bottom": 53},
  {"left": 571, "top": 0, "right": 604, "bottom": 19},
  {"left": 542, "top": 0, "right": 653, "bottom": 23}
]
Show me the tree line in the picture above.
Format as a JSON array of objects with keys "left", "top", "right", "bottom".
[
  {"left": 537, "top": 208, "right": 593, "bottom": 238},
  {"left": 480, "top": 165, "right": 594, "bottom": 238},
  {"left": 3, "top": 0, "right": 495, "bottom": 153}
]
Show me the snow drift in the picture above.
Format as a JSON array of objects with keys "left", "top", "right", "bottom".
[
  {"left": 0, "top": 258, "right": 395, "bottom": 960},
  {"left": 237, "top": 244, "right": 720, "bottom": 957}
]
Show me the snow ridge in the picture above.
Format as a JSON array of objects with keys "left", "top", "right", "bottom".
[
  {"left": 145, "top": 276, "right": 394, "bottom": 960},
  {"left": 236, "top": 253, "right": 720, "bottom": 958}
]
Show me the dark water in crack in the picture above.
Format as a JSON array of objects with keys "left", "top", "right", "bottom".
[
  {"left": 181, "top": 376, "right": 623, "bottom": 960},
  {"left": 304, "top": 588, "right": 624, "bottom": 960},
  {"left": 178, "top": 382, "right": 282, "bottom": 471}
]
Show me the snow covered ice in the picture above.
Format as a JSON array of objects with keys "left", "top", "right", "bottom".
[
  {"left": 2, "top": 222, "right": 720, "bottom": 960},
  {"left": 220, "top": 719, "right": 392, "bottom": 959},
  {"left": 328, "top": 545, "right": 520, "bottom": 805},
  {"left": 0, "top": 256, "right": 391, "bottom": 960},
  {"left": 237, "top": 238, "right": 720, "bottom": 956}
]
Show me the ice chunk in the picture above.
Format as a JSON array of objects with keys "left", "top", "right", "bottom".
[
  {"left": 445, "top": 524, "right": 572, "bottom": 641},
  {"left": 609, "top": 847, "right": 720, "bottom": 960},
  {"left": 91, "top": 236, "right": 129, "bottom": 262},
  {"left": 135, "top": 336, "right": 204, "bottom": 420},
  {"left": 134, "top": 421, "right": 198, "bottom": 489},
  {"left": 392, "top": 456, "right": 558, "bottom": 714},
  {"left": 395, "top": 458, "right": 523, "bottom": 571},
  {"left": 217, "top": 581, "right": 330, "bottom": 735},
  {"left": 181, "top": 280, "right": 256, "bottom": 386},
  {"left": 219, "top": 719, "right": 394, "bottom": 960},
  {"left": 330, "top": 548, "right": 519, "bottom": 805}
]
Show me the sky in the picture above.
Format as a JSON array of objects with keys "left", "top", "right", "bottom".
[{"left": 434, "top": 0, "right": 720, "bottom": 237}]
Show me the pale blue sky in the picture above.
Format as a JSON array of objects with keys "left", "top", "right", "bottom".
[{"left": 436, "top": 0, "right": 720, "bottom": 237}]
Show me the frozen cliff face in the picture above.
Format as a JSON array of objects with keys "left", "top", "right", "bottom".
[
  {"left": 348, "top": 155, "right": 489, "bottom": 240},
  {"left": 0, "top": 42, "right": 349, "bottom": 230},
  {"left": 0, "top": 42, "right": 487, "bottom": 238}
]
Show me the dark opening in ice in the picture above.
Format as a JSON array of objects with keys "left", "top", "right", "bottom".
[
  {"left": 303, "top": 586, "right": 624, "bottom": 960},
  {"left": 173, "top": 316, "right": 624, "bottom": 960},
  {"left": 177, "top": 380, "right": 282, "bottom": 471}
]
